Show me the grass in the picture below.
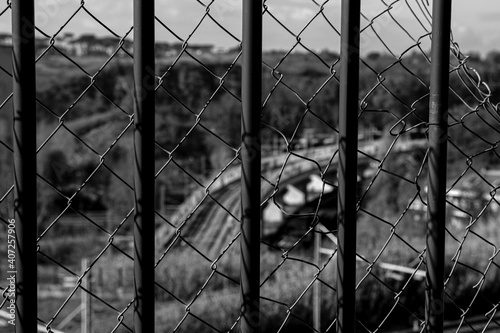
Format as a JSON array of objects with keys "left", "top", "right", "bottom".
[
  {"left": 22, "top": 179, "right": 500, "bottom": 333},
  {"left": 35, "top": 51, "right": 117, "bottom": 89},
  {"left": 31, "top": 211, "right": 499, "bottom": 333},
  {"left": 38, "top": 295, "right": 133, "bottom": 333},
  {"left": 2, "top": 48, "right": 500, "bottom": 331}
]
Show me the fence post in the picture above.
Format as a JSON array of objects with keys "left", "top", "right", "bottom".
[
  {"left": 240, "top": 0, "right": 262, "bottom": 332},
  {"left": 337, "top": 0, "right": 360, "bottom": 332},
  {"left": 426, "top": 0, "right": 451, "bottom": 332},
  {"left": 133, "top": 0, "right": 155, "bottom": 331},
  {"left": 12, "top": 0, "right": 37, "bottom": 332},
  {"left": 81, "top": 259, "right": 91, "bottom": 333}
]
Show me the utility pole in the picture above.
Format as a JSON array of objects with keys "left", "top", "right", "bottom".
[{"left": 81, "top": 259, "right": 91, "bottom": 333}]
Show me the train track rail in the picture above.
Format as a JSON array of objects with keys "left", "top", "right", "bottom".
[{"left": 156, "top": 139, "right": 427, "bottom": 256}]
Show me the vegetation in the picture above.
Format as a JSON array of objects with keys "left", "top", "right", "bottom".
[
  {"left": 2, "top": 45, "right": 500, "bottom": 331},
  {"left": 27, "top": 49, "right": 500, "bottom": 222},
  {"left": 34, "top": 233, "right": 500, "bottom": 332}
]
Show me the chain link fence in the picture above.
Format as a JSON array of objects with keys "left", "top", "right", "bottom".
[{"left": 0, "top": 0, "right": 500, "bottom": 332}]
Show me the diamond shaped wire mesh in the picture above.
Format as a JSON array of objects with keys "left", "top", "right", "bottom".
[
  {"left": 0, "top": 0, "right": 499, "bottom": 332},
  {"left": 32, "top": 3, "right": 137, "bottom": 331}
]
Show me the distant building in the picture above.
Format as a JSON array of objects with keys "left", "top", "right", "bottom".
[
  {"left": 156, "top": 41, "right": 183, "bottom": 58},
  {"left": 0, "top": 33, "right": 12, "bottom": 46},
  {"left": 67, "top": 34, "right": 113, "bottom": 56},
  {"left": 187, "top": 44, "right": 214, "bottom": 56},
  {"left": 409, "top": 174, "right": 494, "bottom": 228},
  {"left": 213, "top": 46, "right": 231, "bottom": 54},
  {"left": 0, "top": 33, "right": 220, "bottom": 58},
  {"left": 56, "top": 32, "right": 75, "bottom": 53},
  {"left": 155, "top": 42, "right": 216, "bottom": 58}
]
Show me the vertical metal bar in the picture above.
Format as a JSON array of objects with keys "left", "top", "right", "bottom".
[
  {"left": 12, "top": 0, "right": 37, "bottom": 332},
  {"left": 337, "top": 0, "right": 360, "bottom": 332},
  {"left": 426, "top": 1, "right": 451, "bottom": 332},
  {"left": 240, "top": 0, "right": 262, "bottom": 332},
  {"left": 133, "top": 0, "right": 155, "bottom": 332},
  {"left": 81, "top": 259, "right": 91, "bottom": 333}
]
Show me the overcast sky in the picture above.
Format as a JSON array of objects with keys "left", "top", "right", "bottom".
[{"left": 0, "top": 0, "right": 499, "bottom": 55}]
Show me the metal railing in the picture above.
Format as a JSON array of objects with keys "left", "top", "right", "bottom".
[{"left": 0, "top": 0, "right": 499, "bottom": 332}]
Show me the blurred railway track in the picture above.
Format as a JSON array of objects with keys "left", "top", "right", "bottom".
[{"left": 156, "top": 139, "right": 427, "bottom": 257}]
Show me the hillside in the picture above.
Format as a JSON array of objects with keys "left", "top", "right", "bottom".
[
  {"left": 0, "top": 46, "right": 11, "bottom": 100},
  {"left": 1, "top": 48, "right": 500, "bottom": 231},
  {"left": 0, "top": 46, "right": 12, "bottom": 142},
  {"left": 0, "top": 46, "right": 12, "bottom": 223}
]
